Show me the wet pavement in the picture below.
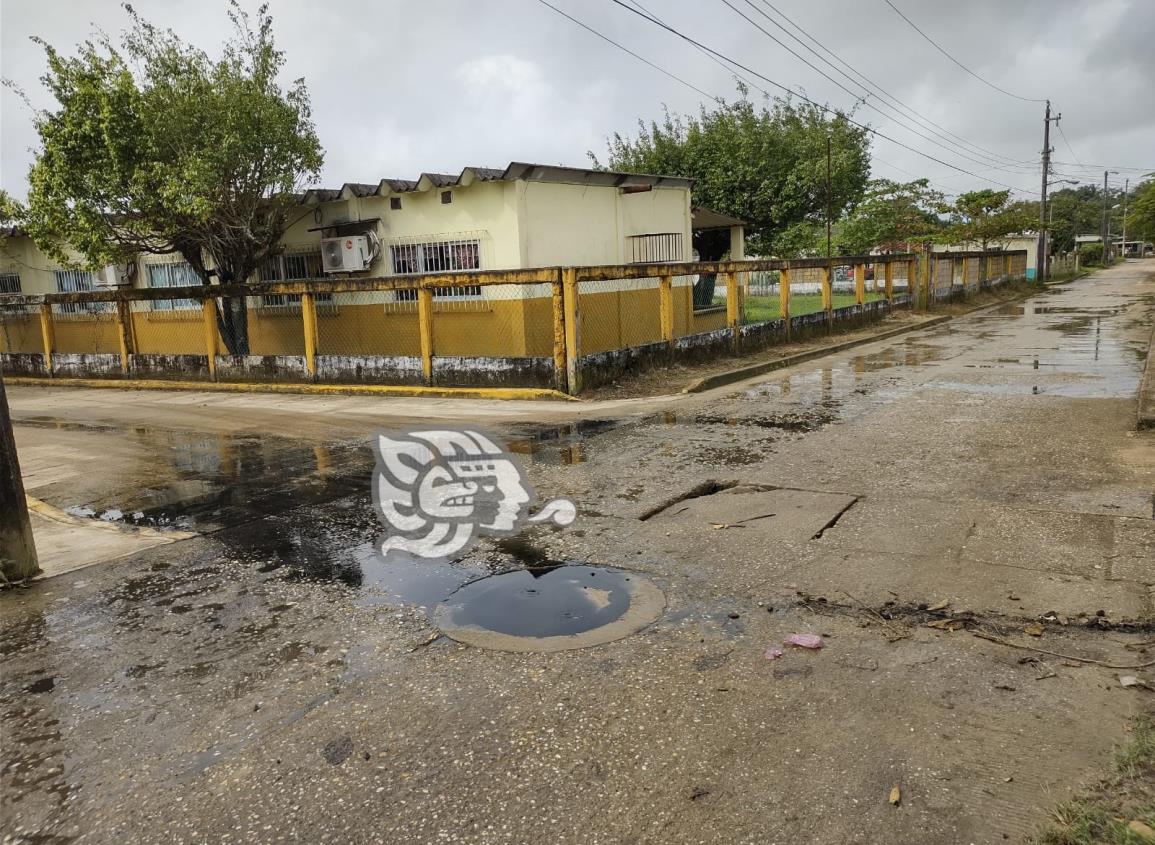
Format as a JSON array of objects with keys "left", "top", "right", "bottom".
[{"left": 2, "top": 263, "right": 1155, "bottom": 844}]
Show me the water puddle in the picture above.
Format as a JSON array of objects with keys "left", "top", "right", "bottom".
[
  {"left": 437, "top": 565, "right": 632, "bottom": 638},
  {"left": 506, "top": 418, "right": 622, "bottom": 465}
]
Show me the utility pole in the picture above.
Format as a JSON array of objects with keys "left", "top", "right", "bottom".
[
  {"left": 1102, "top": 170, "right": 1110, "bottom": 262},
  {"left": 0, "top": 370, "right": 39, "bottom": 582},
  {"left": 1037, "top": 101, "right": 1059, "bottom": 283},
  {"left": 1122, "top": 177, "right": 1129, "bottom": 259}
]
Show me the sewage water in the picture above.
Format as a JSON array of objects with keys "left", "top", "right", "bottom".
[{"left": 436, "top": 565, "right": 633, "bottom": 638}]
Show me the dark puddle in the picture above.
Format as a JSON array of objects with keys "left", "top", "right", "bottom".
[
  {"left": 506, "top": 418, "right": 622, "bottom": 465},
  {"left": 436, "top": 565, "right": 633, "bottom": 638}
]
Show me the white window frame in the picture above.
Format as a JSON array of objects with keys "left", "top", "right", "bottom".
[
  {"left": 258, "top": 249, "right": 333, "bottom": 310},
  {"left": 147, "top": 262, "right": 200, "bottom": 311},
  {"left": 388, "top": 237, "right": 483, "bottom": 302},
  {"left": 627, "top": 232, "right": 685, "bottom": 264},
  {"left": 54, "top": 269, "right": 110, "bottom": 315}
]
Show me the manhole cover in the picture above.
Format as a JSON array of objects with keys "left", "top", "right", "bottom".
[{"left": 432, "top": 565, "right": 664, "bottom": 652}]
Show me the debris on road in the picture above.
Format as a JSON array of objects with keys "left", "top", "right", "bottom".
[
  {"left": 764, "top": 647, "right": 784, "bottom": 661},
  {"left": 888, "top": 785, "right": 901, "bottom": 806},
  {"left": 926, "top": 599, "right": 950, "bottom": 612},
  {"left": 1119, "top": 675, "right": 1152, "bottom": 691},
  {"left": 1023, "top": 623, "right": 1045, "bottom": 637},
  {"left": 785, "top": 633, "right": 823, "bottom": 649}
]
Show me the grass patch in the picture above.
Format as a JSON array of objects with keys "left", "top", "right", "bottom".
[
  {"left": 739, "top": 292, "right": 887, "bottom": 323},
  {"left": 1032, "top": 714, "right": 1155, "bottom": 844}
]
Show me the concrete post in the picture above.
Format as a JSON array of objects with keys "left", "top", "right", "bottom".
[
  {"left": 854, "top": 264, "right": 866, "bottom": 306},
  {"left": 202, "top": 299, "right": 218, "bottom": 381},
  {"left": 301, "top": 293, "right": 319, "bottom": 380},
  {"left": 562, "top": 267, "right": 581, "bottom": 395},
  {"left": 659, "top": 274, "right": 674, "bottom": 347},
  {"left": 551, "top": 274, "right": 567, "bottom": 393},
  {"left": 884, "top": 260, "right": 894, "bottom": 302},
  {"left": 779, "top": 268, "right": 791, "bottom": 337},
  {"left": 38, "top": 303, "right": 55, "bottom": 377},
  {"left": 725, "top": 271, "right": 740, "bottom": 354},
  {"left": 115, "top": 301, "right": 134, "bottom": 376},
  {"left": 0, "top": 372, "right": 39, "bottom": 582},
  {"left": 418, "top": 288, "right": 434, "bottom": 386}
]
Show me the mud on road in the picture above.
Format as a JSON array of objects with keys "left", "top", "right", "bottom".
[{"left": 2, "top": 263, "right": 1155, "bottom": 844}]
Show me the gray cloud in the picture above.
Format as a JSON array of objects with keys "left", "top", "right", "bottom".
[{"left": 2, "top": 0, "right": 1152, "bottom": 203}]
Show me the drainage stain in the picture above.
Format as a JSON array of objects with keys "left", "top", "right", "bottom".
[{"left": 438, "top": 565, "right": 633, "bottom": 638}]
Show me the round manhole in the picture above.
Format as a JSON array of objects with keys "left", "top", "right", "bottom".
[{"left": 432, "top": 565, "right": 664, "bottom": 652}]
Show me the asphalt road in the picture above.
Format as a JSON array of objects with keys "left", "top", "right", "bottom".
[{"left": 2, "top": 262, "right": 1154, "bottom": 845}]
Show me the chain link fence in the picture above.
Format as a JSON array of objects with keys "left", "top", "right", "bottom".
[{"left": 0, "top": 250, "right": 1028, "bottom": 394}]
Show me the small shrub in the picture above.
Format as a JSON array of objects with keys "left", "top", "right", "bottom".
[{"left": 1079, "top": 242, "right": 1105, "bottom": 266}]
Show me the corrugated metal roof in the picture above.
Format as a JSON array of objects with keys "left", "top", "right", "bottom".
[
  {"left": 300, "top": 162, "right": 693, "bottom": 203},
  {"left": 692, "top": 206, "right": 747, "bottom": 229}
]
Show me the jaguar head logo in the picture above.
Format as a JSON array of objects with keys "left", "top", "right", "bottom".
[{"left": 372, "top": 428, "right": 575, "bottom": 560}]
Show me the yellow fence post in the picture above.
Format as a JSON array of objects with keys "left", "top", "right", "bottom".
[
  {"left": 1004, "top": 252, "right": 1012, "bottom": 280},
  {"left": 725, "top": 270, "right": 740, "bottom": 353},
  {"left": 562, "top": 267, "right": 581, "bottom": 395},
  {"left": 854, "top": 263, "right": 866, "bottom": 306},
  {"left": 202, "top": 298, "right": 218, "bottom": 381},
  {"left": 38, "top": 303, "right": 55, "bottom": 376},
  {"left": 551, "top": 272, "right": 567, "bottom": 393},
  {"left": 301, "top": 292, "right": 319, "bottom": 381},
  {"left": 821, "top": 264, "right": 833, "bottom": 326},
  {"left": 659, "top": 273, "right": 674, "bottom": 348},
  {"left": 884, "top": 260, "right": 894, "bottom": 302},
  {"left": 114, "top": 300, "right": 133, "bottom": 376},
  {"left": 779, "top": 267, "right": 791, "bottom": 337},
  {"left": 418, "top": 287, "right": 434, "bottom": 386}
]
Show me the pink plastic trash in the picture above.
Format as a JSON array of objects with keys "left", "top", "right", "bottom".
[
  {"left": 785, "top": 633, "right": 823, "bottom": 649},
  {"left": 764, "top": 647, "right": 784, "bottom": 660}
]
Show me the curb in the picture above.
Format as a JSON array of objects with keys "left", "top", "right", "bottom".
[
  {"left": 3, "top": 377, "right": 579, "bottom": 403},
  {"left": 1139, "top": 321, "right": 1155, "bottom": 431},
  {"left": 682, "top": 315, "right": 953, "bottom": 394}
]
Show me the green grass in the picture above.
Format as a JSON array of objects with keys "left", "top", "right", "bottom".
[
  {"left": 1032, "top": 715, "right": 1155, "bottom": 844},
  {"left": 737, "top": 292, "right": 887, "bottom": 323}
]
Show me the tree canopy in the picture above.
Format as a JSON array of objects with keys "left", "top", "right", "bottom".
[
  {"left": 833, "top": 178, "right": 945, "bottom": 254},
  {"left": 592, "top": 87, "right": 871, "bottom": 258},
  {"left": 10, "top": 1, "right": 323, "bottom": 353},
  {"left": 941, "top": 190, "right": 1035, "bottom": 250},
  {"left": 1125, "top": 180, "right": 1155, "bottom": 244}
]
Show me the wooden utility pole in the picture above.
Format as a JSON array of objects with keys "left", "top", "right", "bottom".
[
  {"left": 0, "top": 371, "right": 39, "bottom": 582},
  {"left": 1102, "top": 170, "right": 1110, "bottom": 261}
]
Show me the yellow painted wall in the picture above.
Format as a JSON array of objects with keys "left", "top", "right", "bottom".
[{"left": 0, "top": 313, "right": 42, "bottom": 353}]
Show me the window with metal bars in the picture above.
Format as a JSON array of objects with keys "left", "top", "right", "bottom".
[
  {"left": 54, "top": 269, "right": 109, "bottom": 314},
  {"left": 0, "top": 273, "right": 19, "bottom": 294},
  {"left": 147, "top": 262, "right": 200, "bottom": 310},
  {"left": 258, "top": 250, "right": 333, "bottom": 308},
  {"left": 627, "top": 233, "right": 684, "bottom": 264},
  {"left": 389, "top": 239, "right": 482, "bottom": 301}
]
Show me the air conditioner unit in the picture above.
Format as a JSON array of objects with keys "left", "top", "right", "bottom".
[
  {"left": 321, "top": 234, "right": 377, "bottom": 273},
  {"left": 94, "top": 262, "right": 135, "bottom": 288}
]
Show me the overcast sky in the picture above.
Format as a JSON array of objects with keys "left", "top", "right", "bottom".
[{"left": 2, "top": 0, "right": 1153, "bottom": 203}]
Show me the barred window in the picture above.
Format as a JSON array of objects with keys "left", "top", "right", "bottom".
[
  {"left": 0, "top": 273, "right": 19, "bottom": 294},
  {"left": 147, "top": 262, "right": 200, "bottom": 310},
  {"left": 390, "top": 238, "right": 482, "bottom": 301},
  {"left": 259, "top": 250, "right": 332, "bottom": 308},
  {"left": 627, "top": 233, "right": 685, "bottom": 264},
  {"left": 54, "top": 269, "right": 108, "bottom": 314}
]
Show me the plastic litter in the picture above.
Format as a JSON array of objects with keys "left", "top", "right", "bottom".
[{"left": 785, "top": 633, "right": 823, "bottom": 649}]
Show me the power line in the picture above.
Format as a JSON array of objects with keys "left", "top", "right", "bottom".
[
  {"left": 882, "top": 0, "right": 1047, "bottom": 104},
  {"left": 741, "top": 0, "right": 1036, "bottom": 170},
  {"left": 718, "top": 0, "right": 1035, "bottom": 176},
  {"left": 1054, "top": 120, "right": 1083, "bottom": 169},
  {"left": 535, "top": 0, "right": 718, "bottom": 101},
  {"left": 602, "top": 0, "right": 1035, "bottom": 196}
]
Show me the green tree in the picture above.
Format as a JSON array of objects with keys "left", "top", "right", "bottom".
[
  {"left": 834, "top": 178, "right": 945, "bottom": 254},
  {"left": 592, "top": 86, "right": 871, "bottom": 260},
  {"left": 1126, "top": 180, "right": 1155, "bottom": 243},
  {"left": 942, "top": 190, "right": 1035, "bottom": 252},
  {"left": 9, "top": 2, "right": 323, "bottom": 354}
]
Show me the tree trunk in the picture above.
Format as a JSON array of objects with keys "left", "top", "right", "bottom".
[{"left": 219, "top": 297, "right": 251, "bottom": 356}]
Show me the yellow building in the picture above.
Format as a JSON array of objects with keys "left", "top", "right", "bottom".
[{"left": 1, "top": 163, "right": 746, "bottom": 386}]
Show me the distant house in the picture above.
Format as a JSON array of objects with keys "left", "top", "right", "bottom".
[{"left": 936, "top": 233, "right": 1040, "bottom": 278}]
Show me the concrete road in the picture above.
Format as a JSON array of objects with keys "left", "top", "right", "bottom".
[{"left": 2, "top": 262, "right": 1154, "bottom": 844}]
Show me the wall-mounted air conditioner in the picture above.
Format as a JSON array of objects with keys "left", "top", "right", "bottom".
[
  {"left": 94, "top": 262, "right": 135, "bottom": 288},
  {"left": 322, "top": 233, "right": 379, "bottom": 273}
]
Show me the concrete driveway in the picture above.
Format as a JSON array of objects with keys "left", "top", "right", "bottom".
[{"left": 2, "top": 262, "right": 1154, "bottom": 844}]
